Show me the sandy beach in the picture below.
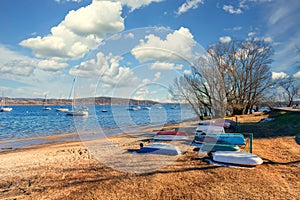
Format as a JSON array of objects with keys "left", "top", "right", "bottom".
[{"left": 0, "top": 119, "right": 299, "bottom": 200}]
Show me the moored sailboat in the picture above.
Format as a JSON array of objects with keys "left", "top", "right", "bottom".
[
  {"left": 0, "top": 94, "right": 13, "bottom": 112},
  {"left": 66, "top": 78, "right": 88, "bottom": 117},
  {"left": 42, "top": 94, "right": 51, "bottom": 110}
]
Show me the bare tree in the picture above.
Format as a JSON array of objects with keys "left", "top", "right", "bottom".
[
  {"left": 277, "top": 77, "right": 300, "bottom": 107},
  {"left": 170, "top": 38, "right": 274, "bottom": 116}
]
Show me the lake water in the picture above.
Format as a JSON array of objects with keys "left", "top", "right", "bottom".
[{"left": 0, "top": 104, "right": 196, "bottom": 148}]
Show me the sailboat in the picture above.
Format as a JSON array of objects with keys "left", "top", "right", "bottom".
[
  {"left": 55, "top": 95, "right": 69, "bottom": 112},
  {"left": 42, "top": 94, "right": 51, "bottom": 110},
  {"left": 0, "top": 94, "right": 12, "bottom": 112},
  {"left": 66, "top": 78, "right": 88, "bottom": 117}
]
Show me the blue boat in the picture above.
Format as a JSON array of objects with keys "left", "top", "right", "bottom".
[
  {"left": 138, "top": 143, "right": 181, "bottom": 155},
  {"left": 194, "top": 133, "right": 245, "bottom": 145}
]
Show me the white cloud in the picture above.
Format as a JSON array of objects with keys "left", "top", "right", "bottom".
[
  {"left": 223, "top": 5, "right": 242, "bottom": 14},
  {"left": 0, "top": 60, "right": 36, "bottom": 77},
  {"left": 294, "top": 71, "right": 300, "bottom": 78},
  {"left": 124, "top": 32, "right": 135, "bottom": 39},
  {"left": 99, "top": 0, "right": 165, "bottom": 12},
  {"left": 20, "top": 1, "right": 124, "bottom": 60},
  {"left": 272, "top": 72, "right": 289, "bottom": 80},
  {"left": 69, "top": 52, "right": 139, "bottom": 88},
  {"left": 154, "top": 72, "right": 161, "bottom": 81},
  {"left": 150, "top": 62, "right": 183, "bottom": 70},
  {"left": 225, "top": 26, "right": 242, "bottom": 31},
  {"left": 263, "top": 36, "right": 273, "bottom": 43},
  {"left": 37, "top": 60, "right": 69, "bottom": 71},
  {"left": 219, "top": 36, "right": 232, "bottom": 43},
  {"left": 184, "top": 69, "right": 192, "bottom": 75},
  {"left": 248, "top": 32, "right": 256, "bottom": 37},
  {"left": 131, "top": 27, "right": 196, "bottom": 63},
  {"left": 0, "top": 45, "right": 37, "bottom": 77},
  {"left": 175, "top": 0, "right": 204, "bottom": 15}
]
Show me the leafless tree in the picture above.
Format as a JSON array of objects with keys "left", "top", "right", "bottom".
[
  {"left": 277, "top": 77, "right": 300, "bottom": 107},
  {"left": 170, "top": 38, "right": 274, "bottom": 116}
]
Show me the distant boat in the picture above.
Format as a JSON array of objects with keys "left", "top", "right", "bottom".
[
  {"left": 128, "top": 105, "right": 140, "bottom": 111},
  {"left": 66, "top": 78, "right": 88, "bottom": 117},
  {"left": 42, "top": 94, "right": 51, "bottom": 110},
  {"left": 55, "top": 95, "right": 69, "bottom": 112},
  {"left": 143, "top": 106, "right": 151, "bottom": 110},
  {"left": 66, "top": 106, "right": 88, "bottom": 116},
  {"left": 0, "top": 93, "right": 12, "bottom": 112},
  {"left": 56, "top": 107, "right": 69, "bottom": 112}
]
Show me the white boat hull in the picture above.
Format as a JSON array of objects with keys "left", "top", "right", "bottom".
[
  {"left": 56, "top": 108, "right": 69, "bottom": 112},
  {"left": 66, "top": 110, "right": 88, "bottom": 116},
  {"left": 0, "top": 107, "right": 12, "bottom": 112},
  {"left": 212, "top": 151, "right": 263, "bottom": 166}
]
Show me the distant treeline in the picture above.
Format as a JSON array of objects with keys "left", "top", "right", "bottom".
[{"left": 4, "top": 97, "right": 159, "bottom": 105}]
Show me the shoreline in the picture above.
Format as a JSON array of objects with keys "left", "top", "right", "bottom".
[
  {"left": 0, "top": 117, "right": 299, "bottom": 199},
  {"left": 0, "top": 118, "right": 197, "bottom": 153}
]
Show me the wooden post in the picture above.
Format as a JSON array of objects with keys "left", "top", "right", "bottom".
[{"left": 249, "top": 133, "right": 253, "bottom": 153}]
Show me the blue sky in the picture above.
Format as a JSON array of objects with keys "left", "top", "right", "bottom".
[{"left": 0, "top": 0, "right": 300, "bottom": 101}]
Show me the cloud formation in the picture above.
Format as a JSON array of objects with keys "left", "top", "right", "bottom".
[
  {"left": 131, "top": 27, "right": 196, "bottom": 63},
  {"left": 0, "top": 45, "right": 37, "bottom": 77},
  {"left": 294, "top": 71, "right": 300, "bottom": 78},
  {"left": 223, "top": 5, "right": 242, "bottom": 14},
  {"left": 150, "top": 62, "right": 183, "bottom": 70},
  {"left": 69, "top": 52, "right": 139, "bottom": 87},
  {"left": 20, "top": 1, "right": 124, "bottom": 60},
  {"left": 272, "top": 72, "right": 289, "bottom": 80},
  {"left": 175, "top": 0, "right": 204, "bottom": 15},
  {"left": 99, "top": 0, "right": 165, "bottom": 12},
  {"left": 37, "top": 60, "right": 69, "bottom": 71},
  {"left": 219, "top": 36, "right": 232, "bottom": 43}
]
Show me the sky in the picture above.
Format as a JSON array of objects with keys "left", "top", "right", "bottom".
[{"left": 0, "top": 0, "right": 300, "bottom": 102}]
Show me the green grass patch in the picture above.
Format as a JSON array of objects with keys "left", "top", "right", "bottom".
[{"left": 239, "top": 111, "right": 300, "bottom": 138}]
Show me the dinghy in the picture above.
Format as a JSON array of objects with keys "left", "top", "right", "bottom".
[
  {"left": 195, "top": 125, "right": 225, "bottom": 136},
  {"left": 138, "top": 143, "right": 181, "bottom": 155},
  {"left": 153, "top": 131, "right": 188, "bottom": 141},
  {"left": 194, "top": 143, "right": 240, "bottom": 152},
  {"left": 193, "top": 133, "right": 245, "bottom": 145},
  {"left": 199, "top": 119, "right": 232, "bottom": 128},
  {"left": 211, "top": 151, "right": 263, "bottom": 167}
]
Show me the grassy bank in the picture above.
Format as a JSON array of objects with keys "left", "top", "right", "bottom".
[{"left": 238, "top": 110, "right": 300, "bottom": 138}]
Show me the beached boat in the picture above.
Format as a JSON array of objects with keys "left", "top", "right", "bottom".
[
  {"left": 138, "top": 143, "right": 181, "bottom": 155},
  {"left": 198, "top": 119, "right": 233, "bottom": 128},
  {"left": 194, "top": 143, "right": 240, "bottom": 152},
  {"left": 0, "top": 94, "right": 13, "bottom": 112},
  {"left": 195, "top": 125, "right": 225, "bottom": 136},
  {"left": 211, "top": 151, "right": 263, "bottom": 167},
  {"left": 153, "top": 131, "right": 189, "bottom": 141},
  {"left": 193, "top": 133, "right": 245, "bottom": 145}
]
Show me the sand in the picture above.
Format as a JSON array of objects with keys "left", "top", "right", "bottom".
[{"left": 0, "top": 120, "right": 299, "bottom": 200}]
